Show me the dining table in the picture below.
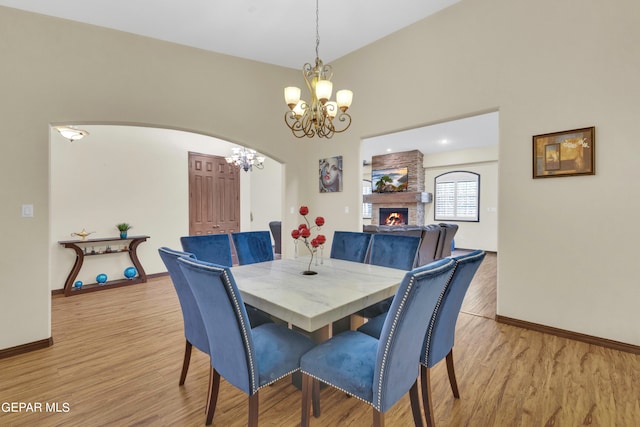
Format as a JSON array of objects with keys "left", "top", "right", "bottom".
[{"left": 231, "top": 256, "right": 407, "bottom": 342}]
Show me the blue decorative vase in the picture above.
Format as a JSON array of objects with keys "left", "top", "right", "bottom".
[
  {"left": 96, "top": 273, "right": 108, "bottom": 285},
  {"left": 120, "top": 231, "right": 128, "bottom": 239},
  {"left": 74, "top": 280, "right": 83, "bottom": 289},
  {"left": 124, "top": 267, "right": 137, "bottom": 279}
]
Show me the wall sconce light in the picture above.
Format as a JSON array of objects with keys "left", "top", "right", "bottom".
[{"left": 55, "top": 126, "right": 89, "bottom": 142}]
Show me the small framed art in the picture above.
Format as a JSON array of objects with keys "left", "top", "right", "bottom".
[
  {"left": 319, "top": 155, "right": 342, "bottom": 192},
  {"left": 533, "top": 127, "right": 595, "bottom": 178}
]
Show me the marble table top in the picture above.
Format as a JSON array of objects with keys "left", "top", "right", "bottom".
[{"left": 231, "top": 257, "right": 407, "bottom": 333}]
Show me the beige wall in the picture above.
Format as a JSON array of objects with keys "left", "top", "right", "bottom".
[
  {"left": 0, "top": 7, "right": 303, "bottom": 349},
  {"left": 424, "top": 145, "right": 498, "bottom": 252},
  {"left": 50, "top": 125, "right": 282, "bottom": 291},
  {"left": 304, "top": 0, "right": 640, "bottom": 345},
  {"left": 2, "top": 0, "right": 640, "bottom": 350},
  {"left": 249, "top": 157, "right": 284, "bottom": 234}
]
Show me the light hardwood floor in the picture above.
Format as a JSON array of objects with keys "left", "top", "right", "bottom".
[{"left": 1, "top": 253, "right": 639, "bottom": 426}]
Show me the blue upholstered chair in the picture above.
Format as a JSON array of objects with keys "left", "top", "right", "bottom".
[
  {"left": 177, "top": 257, "right": 316, "bottom": 426},
  {"left": 158, "top": 247, "right": 207, "bottom": 386},
  {"left": 181, "top": 234, "right": 273, "bottom": 326},
  {"left": 300, "top": 258, "right": 457, "bottom": 427},
  {"left": 180, "top": 234, "right": 233, "bottom": 267},
  {"left": 358, "top": 250, "right": 486, "bottom": 427},
  {"left": 159, "top": 247, "right": 273, "bottom": 388},
  {"left": 231, "top": 231, "right": 275, "bottom": 265},
  {"left": 361, "top": 233, "right": 421, "bottom": 317},
  {"left": 368, "top": 233, "right": 421, "bottom": 270},
  {"left": 330, "top": 231, "right": 372, "bottom": 263}
]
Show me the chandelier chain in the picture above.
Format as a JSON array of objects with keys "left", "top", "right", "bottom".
[
  {"left": 315, "top": 0, "right": 320, "bottom": 60},
  {"left": 283, "top": 0, "right": 353, "bottom": 138}
]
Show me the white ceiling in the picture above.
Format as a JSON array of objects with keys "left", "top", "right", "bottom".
[
  {"left": 362, "top": 112, "right": 499, "bottom": 163},
  {"left": 0, "top": 0, "right": 459, "bottom": 69},
  {"left": 3, "top": 0, "right": 498, "bottom": 159}
]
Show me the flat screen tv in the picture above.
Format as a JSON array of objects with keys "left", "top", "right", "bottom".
[{"left": 372, "top": 167, "right": 408, "bottom": 193}]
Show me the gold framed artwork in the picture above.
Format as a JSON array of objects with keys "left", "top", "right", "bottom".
[{"left": 533, "top": 127, "right": 595, "bottom": 178}]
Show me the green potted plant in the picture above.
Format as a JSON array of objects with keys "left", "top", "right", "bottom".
[{"left": 116, "top": 222, "right": 133, "bottom": 239}]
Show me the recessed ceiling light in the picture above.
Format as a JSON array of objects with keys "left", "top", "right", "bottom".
[
  {"left": 440, "top": 139, "right": 448, "bottom": 144},
  {"left": 386, "top": 148, "right": 392, "bottom": 152}
]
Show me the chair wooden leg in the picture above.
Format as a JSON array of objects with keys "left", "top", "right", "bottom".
[
  {"left": 312, "top": 377, "right": 321, "bottom": 418},
  {"left": 373, "top": 409, "right": 385, "bottom": 427},
  {"left": 179, "top": 340, "right": 193, "bottom": 385},
  {"left": 421, "top": 365, "right": 435, "bottom": 427},
  {"left": 248, "top": 392, "right": 259, "bottom": 427},
  {"left": 205, "top": 367, "right": 220, "bottom": 425},
  {"left": 409, "top": 379, "right": 424, "bottom": 427},
  {"left": 301, "top": 373, "right": 313, "bottom": 427},
  {"left": 445, "top": 350, "right": 460, "bottom": 398}
]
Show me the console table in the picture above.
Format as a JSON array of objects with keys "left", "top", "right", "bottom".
[{"left": 58, "top": 235, "right": 149, "bottom": 296}]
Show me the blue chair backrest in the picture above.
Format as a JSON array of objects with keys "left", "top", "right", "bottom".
[
  {"left": 423, "top": 250, "right": 485, "bottom": 367},
  {"left": 330, "top": 231, "right": 372, "bottom": 263},
  {"left": 180, "top": 234, "right": 233, "bottom": 267},
  {"left": 158, "top": 247, "right": 209, "bottom": 354},
  {"left": 369, "top": 234, "right": 421, "bottom": 270},
  {"left": 231, "top": 231, "right": 274, "bottom": 265},
  {"left": 373, "top": 258, "right": 456, "bottom": 412},
  {"left": 177, "top": 257, "right": 258, "bottom": 394}
]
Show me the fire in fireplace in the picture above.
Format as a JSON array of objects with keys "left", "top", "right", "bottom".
[{"left": 379, "top": 208, "right": 409, "bottom": 226}]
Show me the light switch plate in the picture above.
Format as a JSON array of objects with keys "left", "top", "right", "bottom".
[{"left": 22, "top": 204, "right": 34, "bottom": 218}]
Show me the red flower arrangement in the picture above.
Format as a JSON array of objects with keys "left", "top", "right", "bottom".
[{"left": 291, "top": 205, "right": 326, "bottom": 275}]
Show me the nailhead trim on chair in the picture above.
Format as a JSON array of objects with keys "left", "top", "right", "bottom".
[
  {"left": 375, "top": 259, "right": 455, "bottom": 410},
  {"left": 304, "top": 259, "right": 455, "bottom": 413},
  {"left": 221, "top": 268, "right": 259, "bottom": 393},
  {"left": 180, "top": 258, "right": 259, "bottom": 394},
  {"left": 221, "top": 266, "right": 300, "bottom": 392},
  {"left": 422, "top": 267, "right": 456, "bottom": 363},
  {"left": 422, "top": 251, "right": 484, "bottom": 365},
  {"left": 300, "top": 371, "right": 374, "bottom": 407},
  {"left": 375, "top": 275, "right": 413, "bottom": 410}
]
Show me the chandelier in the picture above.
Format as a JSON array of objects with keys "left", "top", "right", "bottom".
[
  {"left": 225, "top": 147, "right": 265, "bottom": 172},
  {"left": 284, "top": 0, "right": 353, "bottom": 139}
]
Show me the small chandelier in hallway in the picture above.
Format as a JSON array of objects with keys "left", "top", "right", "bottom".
[
  {"left": 284, "top": 0, "right": 353, "bottom": 139},
  {"left": 225, "top": 147, "right": 265, "bottom": 172}
]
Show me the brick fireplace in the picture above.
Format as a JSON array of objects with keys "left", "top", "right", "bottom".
[
  {"left": 364, "top": 150, "right": 432, "bottom": 225},
  {"left": 379, "top": 208, "right": 409, "bottom": 225}
]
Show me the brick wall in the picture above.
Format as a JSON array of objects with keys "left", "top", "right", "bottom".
[{"left": 370, "top": 150, "right": 425, "bottom": 225}]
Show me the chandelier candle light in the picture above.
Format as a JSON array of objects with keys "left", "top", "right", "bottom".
[
  {"left": 291, "top": 206, "right": 326, "bottom": 275},
  {"left": 225, "top": 147, "right": 265, "bottom": 172},
  {"left": 284, "top": 0, "right": 353, "bottom": 138}
]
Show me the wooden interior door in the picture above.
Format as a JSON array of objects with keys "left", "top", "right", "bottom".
[{"left": 188, "top": 152, "right": 240, "bottom": 236}]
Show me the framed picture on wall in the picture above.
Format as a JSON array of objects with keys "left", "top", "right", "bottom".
[
  {"left": 372, "top": 167, "right": 408, "bottom": 193},
  {"left": 533, "top": 127, "right": 595, "bottom": 178},
  {"left": 319, "top": 155, "right": 342, "bottom": 192}
]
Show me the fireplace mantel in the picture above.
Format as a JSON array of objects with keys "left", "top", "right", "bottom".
[
  {"left": 363, "top": 191, "right": 433, "bottom": 204},
  {"left": 368, "top": 150, "right": 429, "bottom": 225}
]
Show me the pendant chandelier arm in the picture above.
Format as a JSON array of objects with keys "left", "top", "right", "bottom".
[{"left": 283, "top": 0, "right": 352, "bottom": 139}]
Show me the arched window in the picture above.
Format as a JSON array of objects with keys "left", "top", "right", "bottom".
[{"left": 434, "top": 171, "right": 480, "bottom": 222}]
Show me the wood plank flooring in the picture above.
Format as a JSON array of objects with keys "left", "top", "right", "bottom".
[{"left": 1, "top": 253, "right": 639, "bottom": 426}]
